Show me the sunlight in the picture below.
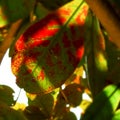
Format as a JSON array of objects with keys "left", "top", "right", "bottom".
[
  {"left": 70, "top": 106, "right": 83, "bottom": 120},
  {"left": 0, "top": 49, "right": 28, "bottom": 105}
]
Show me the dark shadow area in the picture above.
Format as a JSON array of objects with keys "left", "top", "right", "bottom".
[{"left": 37, "top": 0, "right": 73, "bottom": 10}]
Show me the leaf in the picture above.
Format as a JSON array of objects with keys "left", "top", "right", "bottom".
[
  {"left": 104, "top": 34, "right": 120, "bottom": 84},
  {"left": 80, "top": 100, "right": 91, "bottom": 113},
  {"left": 61, "top": 111, "right": 77, "bottom": 120},
  {"left": 12, "top": 103, "right": 26, "bottom": 111},
  {"left": 0, "top": 85, "right": 14, "bottom": 106},
  {"left": 81, "top": 84, "right": 120, "bottom": 120},
  {"left": 35, "top": 2, "right": 50, "bottom": 19},
  {"left": 0, "top": 5, "right": 9, "bottom": 28},
  {"left": 11, "top": 0, "right": 89, "bottom": 94},
  {"left": 85, "top": 11, "right": 108, "bottom": 97},
  {"left": 38, "top": 0, "right": 73, "bottom": 10},
  {"left": 27, "top": 93, "right": 54, "bottom": 117},
  {"left": 0, "top": 101, "right": 27, "bottom": 120},
  {"left": 112, "top": 109, "right": 120, "bottom": 120},
  {"left": 24, "top": 106, "right": 47, "bottom": 120},
  {"left": 53, "top": 90, "right": 68, "bottom": 117},
  {"left": 62, "top": 83, "right": 83, "bottom": 107},
  {"left": 0, "top": 0, "right": 35, "bottom": 23}
]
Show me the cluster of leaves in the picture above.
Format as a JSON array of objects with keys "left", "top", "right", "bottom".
[{"left": 0, "top": 0, "right": 120, "bottom": 119}]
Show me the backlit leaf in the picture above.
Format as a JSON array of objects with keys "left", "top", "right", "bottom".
[
  {"left": 11, "top": 0, "right": 89, "bottom": 94},
  {"left": 0, "top": 0, "right": 35, "bottom": 23},
  {"left": 112, "top": 109, "right": 120, "bottom": 120},
  {"left": 0, "top": 101, "right": 27, "bottom": 120},
  {"left": 81, "top": 84, "right": 120, "bottom": 120},
  {"left": 85, "top": 11, "right": 108, "bottom": 97},
  {"left": 0, "top": 85, "right": 14, "bottom": 106}
]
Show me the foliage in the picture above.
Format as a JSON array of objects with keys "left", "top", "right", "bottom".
[{"left": 0, "top": 0, "right": 120, "bottom": 119}]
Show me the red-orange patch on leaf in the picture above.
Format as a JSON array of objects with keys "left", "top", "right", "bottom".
[{"left": 37, "top": 69, "right": 45, "bottom": 80}]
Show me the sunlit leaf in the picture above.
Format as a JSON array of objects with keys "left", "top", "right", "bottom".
[
  {"left": 12, "top": 103, "right": 26, "bottom": 111},
  {"left": 11, "top": 0, "right": 89, "bottom": 94},
  {"left": 85, "top": 11, "right": 108, "bottom": 97},
  {"left": 0, "top": 5, "right": 9, "bottom": 28},
  {"left": 0, "top": 85, "right": 14, "bottom": 106},
  {"left": 112, "top": 109, "right": 120, "bottom": 120},
  {"left": 81, "top": 84, "right": 120, "bottom": 120},
  {"left": 80, "top": 100, "right": 91, "bottom": 113}
]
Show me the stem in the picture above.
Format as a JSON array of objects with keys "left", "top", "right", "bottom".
[
  {"left": 0, "top": 19, "right": 23, "bottom": 64},
  {"left": 85, "top": 0, "right": 120, "bottom": 48},
  {"left": 13, "top": 88, "right": 21, "bottom": 106}
]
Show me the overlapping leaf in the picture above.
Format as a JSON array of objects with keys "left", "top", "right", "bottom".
[
  {"left": 0, "top": 0, "right": 35, "bottom": 27},
  {"left": 0, "top": 101, "right": 27, "bottom": 120},
  {"left": 11, "top": 0, "right": 89, "bottom": 94},
  {"left": 85, "top": 11, "right": 108, "bottom": 97},
  {"left": 27, "top": 93, "right": 54, "bottom": 117},
  {"left": 81, "top": 84, "right": 120, "bottom": 120},
  {"left": 112, "top": 109, "right": 120, "bottom": 120},
  {"left": 24, "top": 106, "right": 48, "bottom": 120},
  {"left": 105, "top": 34, "right": 120, "bottom": 84},
  {"left": 0, "top": 85, "right": 14, "bottom": 106},
  {"left": 62, "top": 83, "right": 83, "bottom": 107},
  {"left": 38, "top": 0, "right": 72, "bottom": 10}
]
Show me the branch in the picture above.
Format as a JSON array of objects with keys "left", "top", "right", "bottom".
[
  {"left": 0, "top": 19, "right": 22, "bottom": 64},
  {"left": 85, "top": 0, "right": 120, "bottom": 48}
]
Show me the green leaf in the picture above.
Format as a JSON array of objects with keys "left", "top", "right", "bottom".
[
  {"left": 0, "top": 0, "right": 35, "bottom": 23},
  {"left": 11, "top": 0, "right": 88, "bottom": 94},
  {"left": 27, "top": 93, "right": 54, "bottom": 117},
  {"left": 112, "top": 109, "right": 120, "bottom": 120},
  {"left": 0, "top": 5, "right": 9, "bottom": 27},
  {"left": 0, "top": 85, "right": 14, "bottom": 106},
  {"left": 0, "top": 101, "right": 27, "bottom": 120},
  {"left": 85, "top": 11, "right": 108, "bottom": 97},
  {"left": 81, "top": 84, "right": 120, "bottom": 120},
  {"left": 80, "top": 100, "right": 91, "bottom": 112},
  {"left": 35, "top": 2, "right": 50, "bottom": 19}
]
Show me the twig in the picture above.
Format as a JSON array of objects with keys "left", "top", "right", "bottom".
[
  {"left": 0, "top": 19, "right": 23, "bottom": 64},
  {"left": 85, "top": 0, "right": 120, "bottom": 48}
]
